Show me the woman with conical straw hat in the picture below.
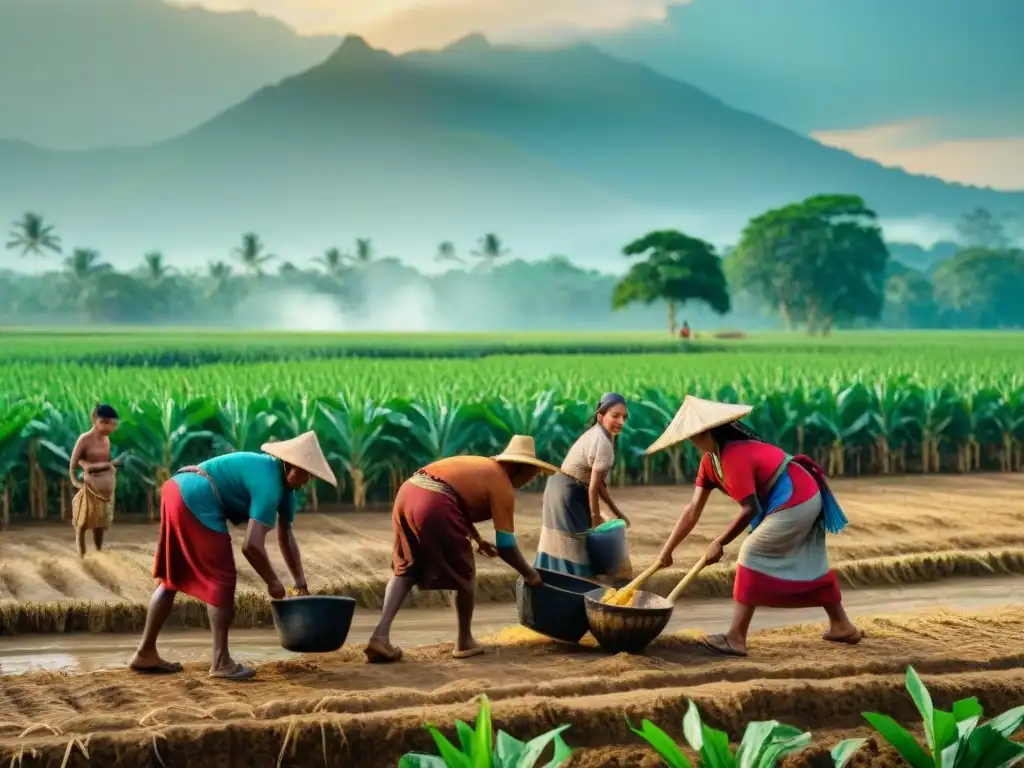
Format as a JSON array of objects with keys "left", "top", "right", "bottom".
[
  {"left": 649, "top": 396, "right": 861, "bottom": 657},
  {"left": 366, "top": 435, "right": 559, "bottom": 663},
  {"left": 129, "top": 432, "right": 337, "bottom": 680}
]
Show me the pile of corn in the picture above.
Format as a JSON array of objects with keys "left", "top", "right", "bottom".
[{"left": 601, "top": 586, "right": 639, "bottom": 607}]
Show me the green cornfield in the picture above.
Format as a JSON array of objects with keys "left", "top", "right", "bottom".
[{"left": 1, "top": 330, "right": 1022, "bottom": 526}]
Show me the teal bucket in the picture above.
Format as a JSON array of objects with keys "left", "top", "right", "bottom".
[{"left": 587, "top": 519, "right": 628, "bottom": 577}]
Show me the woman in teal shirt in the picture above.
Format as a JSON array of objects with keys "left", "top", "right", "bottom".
[{"left": 129, "top": 432, "right": 337, "bottom": 680}]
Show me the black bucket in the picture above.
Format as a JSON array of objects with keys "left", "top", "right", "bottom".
[
  {"left": 516, "top": 568, "right": 602, "bottom": 643},
  {"left": 271, "top": 596, "right": 356, "bottom": 654}
]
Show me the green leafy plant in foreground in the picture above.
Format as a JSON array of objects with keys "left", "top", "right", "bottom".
[
  {"left": 832, "top": 665, "right": 1024, "bottom": 768},
  {"left": 630, "top": 700, "right": 812, "bottom": 767},
  {"left": 398, "top": 695, "right": 572, "bottom": 768}
]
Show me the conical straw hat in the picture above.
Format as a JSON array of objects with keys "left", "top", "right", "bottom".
[
  {"left": 644, "top": 395, "right": 753, "bottom": 456},
  {"left": 261, "top": 431, "right": 338, "bottom": 487},
  {"left": 491, "top": 435, "right": 560, "bottom": 475}
]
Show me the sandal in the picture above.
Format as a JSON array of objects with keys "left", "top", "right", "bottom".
[
  {"left": 364, "top": 640, "right": 403, "bottom": 664},
  {"left": 209, "top": 663, "right": 256, "bottom": 680},
  {"left": 129, "top": 660, "right": 184, "bottom": 675},
  {"left": 452, "top": 646, "right": 486, "bottom": 659},
  {"left": 698, "top": 633, "right": 748, "bottom": 657}
]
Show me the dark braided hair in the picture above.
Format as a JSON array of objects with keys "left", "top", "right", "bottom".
[{"left": 707, "top": 421, "right": 768, "bottom": 448}]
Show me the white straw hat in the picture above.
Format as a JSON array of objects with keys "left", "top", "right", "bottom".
[
  {"left": 644, "top": 395, "right": 754, "bottom": 456},
  {"left": 261, "top": 431, "right": 338, "bottom": 487},
  {"left": 491, "top": 435, "right": 560, "bottom": 475}
]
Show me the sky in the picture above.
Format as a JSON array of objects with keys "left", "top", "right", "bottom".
[{"left": 178, "top": 0, "right": 1022, "bottom": 191}]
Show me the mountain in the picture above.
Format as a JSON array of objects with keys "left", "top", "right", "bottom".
[
  {"left": 0, "top": 0, "right": 336, "bottom": 149},
  {"left": 594, "top": 0, "right": 1024, "bottom": 138},
  {"left": 2, "top": 36, "right": 1021, "bottom": 267}
]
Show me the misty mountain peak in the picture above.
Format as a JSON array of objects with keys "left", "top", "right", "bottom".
[
  {"left": 322, "top": 34, "right": 390, "bottom": 68},
  {"left": 445, "top": 33, "right": 492, "bottom": 53}
]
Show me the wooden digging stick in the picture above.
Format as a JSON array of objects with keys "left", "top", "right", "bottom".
[{"left": 666, "top": 554, "right": 709, "bottom": 604}]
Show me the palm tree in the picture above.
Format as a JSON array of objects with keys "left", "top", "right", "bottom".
[
  {"left": 314, "top": 247, "right": 346, "bottom": 279},
  {"left": 6, "top": 212, "right": 62, "bottom": 258},
  {"left": 346, "top": 237, "right": 375, "bottom": 266},
  {"left": 233, "top": 232, "right": 275, "bottom": 277},
  {"left": 435, "top": 240, "right": 463, "bottom": 265},
  {"left": 206, "top": 260, "right": 233, "bottom": 299},
  {"left": 471, "top": 233, "right": 509, "bottom": 268},
  {"left": 63, "top": 248, "right": 108, "bottom": 283},
  {"left": 142, "top": 251, "right": 174, "bottom": 284}
]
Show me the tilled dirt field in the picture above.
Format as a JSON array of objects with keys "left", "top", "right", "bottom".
[
  {"left": 2, "top": 474, "right": 1024, "bottom": 633},
  {"left": 1, "top": 607, "right": 1022, "bottom": 767}
]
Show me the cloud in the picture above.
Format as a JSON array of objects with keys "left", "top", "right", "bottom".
[
  {"left": 812, "top": 119, "right": 1024, "bottom": 192},
  {"left": 175, "top": 0, "right": 692, "bottom": 50}
]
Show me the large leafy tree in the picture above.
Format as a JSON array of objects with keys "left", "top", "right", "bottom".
[
  {"left": 6, "top": 212, "right": 62, "bottom": 258},
  {"left": 957, "top": 207, "right": 1008, "bottom": 250},
  {"left": 932, "top": 247, "right": 1024, "bottom": 328},
  {"left": 883, "top": 262, "right": 937, "bottom": 329},
  {"left": 729, "top": 194, "right": 889, "bottom": 334},
  {"left": 612, "top": 230, "right": 730, "bottom": 335}
]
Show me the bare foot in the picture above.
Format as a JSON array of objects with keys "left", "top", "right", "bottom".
[{"left": 823, "top": 628, "right": 864, "bottom": 645}]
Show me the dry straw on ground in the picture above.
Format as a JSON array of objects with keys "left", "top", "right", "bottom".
[
  {"left": 1, "top": 476, "right": 1022, "bottom": 633},
  {"left": 0, "top": 608, "right": 1022, "bottom": 767}
]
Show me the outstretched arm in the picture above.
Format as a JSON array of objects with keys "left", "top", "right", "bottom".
[
  {"left": 491, "top": 484, "right": 542, "bottom": 585},
  {"left": 657, "top": 485, "right": 713, "bottom": 566},
  {"left": 277, "top": 516, "right": 308, "bottom": 593},
  {"left": 241, "top": 519, "right": 283, "bottom": 594}
]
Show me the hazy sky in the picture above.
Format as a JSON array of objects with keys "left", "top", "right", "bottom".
[
  {"left": 173, "top": 0, "right": 1022, "bottom": 190},
  {"left": 175, "top": 0, "right": 690, "bottom": 47}
]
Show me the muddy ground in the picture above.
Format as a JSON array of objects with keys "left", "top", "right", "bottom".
[
  {"left": 0, "top": 607, "right": 1022, "bottom": 767},
  {"left": 2, "top": 475, "right": 1023, "bottom": 633}
]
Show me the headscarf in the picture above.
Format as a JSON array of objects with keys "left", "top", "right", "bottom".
[{"left": 596, "top": 392, "right": 627, "bottom": 414}]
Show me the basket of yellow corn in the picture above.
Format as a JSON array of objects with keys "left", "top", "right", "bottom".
[{"left": 583, "top": 556, "right": 707, "bottom": 654}]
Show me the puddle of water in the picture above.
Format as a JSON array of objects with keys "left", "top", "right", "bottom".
[{"left": 1, "top": 576, "right": 1020, "bottom": 675}]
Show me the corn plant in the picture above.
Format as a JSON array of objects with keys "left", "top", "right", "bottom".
[
  {"left": 398, "top": 695, "right": 572, "bottom": 768},
  {"left": 833, "top": 666, "right": 1024, "bottom": 768},
  {"left": 629, "top": 700, "right": 812, "bottom": 767}
]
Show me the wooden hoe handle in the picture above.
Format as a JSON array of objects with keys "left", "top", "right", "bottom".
[{"left": 666, "top": 555, "right": 708, "bottom": 604}]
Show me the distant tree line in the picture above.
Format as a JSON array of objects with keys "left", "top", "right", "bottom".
[{"left": 3, "top": 201, "right": 1022, "bottom": 333}]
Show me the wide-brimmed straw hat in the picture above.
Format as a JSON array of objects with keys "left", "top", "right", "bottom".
[
  {"left": 644, "top": 395, "right": 753, "bottom": 456},
  {"left": 261, "top": 431, "right": 338, "bottom": 487},
  {"left": 491, "top": 435, "right": 560, "bottom": 475}
]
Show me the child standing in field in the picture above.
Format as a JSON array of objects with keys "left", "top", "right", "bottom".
[{"left": 69, "top": 404, "right": 124, "bottom": 556}]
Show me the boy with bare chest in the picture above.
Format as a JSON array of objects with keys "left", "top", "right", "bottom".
[{"left": 69, "top": 404, "right": 124, "bottom": 556}]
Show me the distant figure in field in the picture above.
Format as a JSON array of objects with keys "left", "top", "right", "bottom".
[
  {"left": 69, "top": 403, "right": 124, "bottom": 556},
  {"left": 679, "top": 321, "right": 692, "bottom": 340}
]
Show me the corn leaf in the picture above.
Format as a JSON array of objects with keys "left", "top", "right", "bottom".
[
  {"left": 518, "top": 724, "right": 572, "bottom": 768},
  {"left": 399, "top": 754, "right": 449, "bottom": 768},
  {"left": 472, "top": 697, "right": 494, "bottom": 768},
  {"left": 831, "top": 738, "right": 867, "bottom": 768},
  {"left": 425, "top": 726, "right": 473, "bottom": 768},
  {"left": 629, "top": 719, "right": 691, "bottom": 768},
  {"left": 862, "top": 713, "right": 932, "bottom": 768}
]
